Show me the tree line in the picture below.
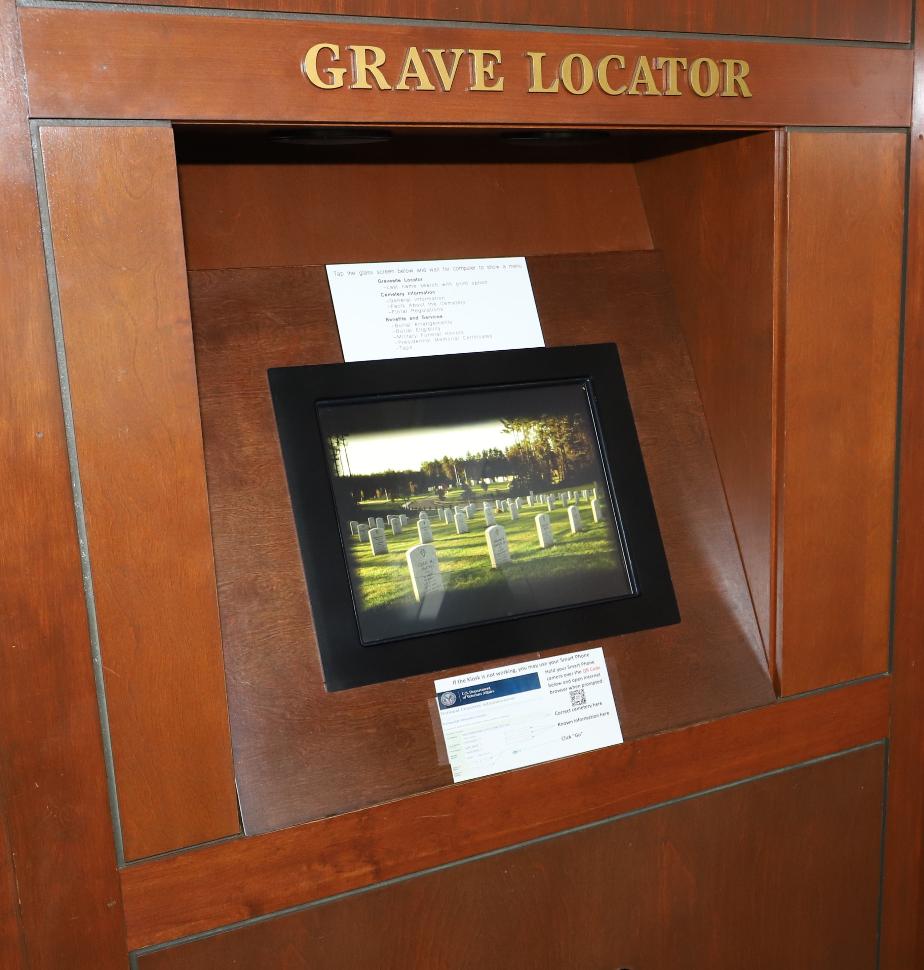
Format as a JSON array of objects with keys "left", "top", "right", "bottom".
[{"left": 332, "top": 414, "right": 596, "bottom": 504}]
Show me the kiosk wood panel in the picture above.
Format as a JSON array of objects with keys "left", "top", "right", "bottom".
[
  {"left": 178, "top": 142, "right": 653, "bottom": 270},
  {"left": 137, "top": 745, "right": 885, "bottom": 968},
  {"left": 778, "top": 131, "right": 903, "bottom": 695},
  {"left": 121, "top": 677, "right": 887, "bottom": 949},
  {"left": 0, "top": 0, "right": 921, "bottom": 965},
  {"left": 39, "top": 124, "right": 240, "bottom": 860},
  {"left": 79, "top": 0, "right": 913, "bottom": 44},
  {"left": 881, "top": 5, "right": 924, "bottom": 960},
  {"left": 0, "top": 0, "right": 128, "bottom": 964},
  {"left": 19, "top": 10, "right": 913, "bottom": 128}
]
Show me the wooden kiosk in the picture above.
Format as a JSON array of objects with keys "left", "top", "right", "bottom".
[{"left": 2, "top": 2, "right": 923, "bottom": 967}]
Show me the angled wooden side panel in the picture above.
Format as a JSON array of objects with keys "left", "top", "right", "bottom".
[
  {"left": 635, "top": 132, "right": 777, "bottom": 667},
  {"left": 779, "top": 132, "right": 904, "bottom": 695},
  {"left": 39, "top": 125, "right": 240, "bottom": 860},
  {"left": 0, "top": 0, "right": 127, "bottom": 963}
]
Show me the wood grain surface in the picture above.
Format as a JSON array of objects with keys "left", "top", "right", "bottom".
[
  {"left": 0, "top": 3, "right": 127, "bottom": 965},
  {"left": 19, "top": 9, "right": 913, "bottom": 127},
  {"left": 188, "top": 251, "right": 771, "bottom": 836},
  {"left": 777, "top": 132, "right": 904, "bottom": 695},
  {"left": 0, "top": 815, "right": 26, "bottom": 970},
  {"left": 177, "top": 131, "right": 653, "bottom": 270},
  {"left": 881, "top": 5, "right": 924, "bottom": 963},
  {"left": 136, "top": 745, "right": 886, "bottom": 969},
  {"left": 122, "top": 679, "right": 887, "bottom": 950},
  {"left": 39, "top": 125, "right": 240, "bottom": 860},
  {"left": 70, "top": 0, "right": 913, "bottom": 45},
  {"left": 636, "top": 131, "right": 778, "bottom": 670}
]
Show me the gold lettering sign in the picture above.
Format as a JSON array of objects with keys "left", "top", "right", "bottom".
[{"left": 302, "top": 45, "right": 752, "bottom": 98}]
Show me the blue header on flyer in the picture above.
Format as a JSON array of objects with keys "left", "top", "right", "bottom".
[{"left": 438, "top": 672, "right": 540, "bottom": 709}]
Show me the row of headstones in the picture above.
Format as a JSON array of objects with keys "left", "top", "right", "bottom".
[
  {"left": 404, "top": 505, "right": 607, "bottom": 601},
  {"left": 450, "top": 499, "right": 605, "bottom": 535},
  {"left": 523, "top": 486, "right": 598, "bottom": 506},
  {"left": 349, "top": 498, "right": 606, "bottom": 560},
  {"left": 347, "top": 489, "right": 601, "bottom": 542}
]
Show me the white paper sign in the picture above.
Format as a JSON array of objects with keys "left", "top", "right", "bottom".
[
  {"left": 326, "top": 257, "right": 544, "bottom": 361},
  {"left": 434, "top": 647, "right": 622, "bottom": 783}
]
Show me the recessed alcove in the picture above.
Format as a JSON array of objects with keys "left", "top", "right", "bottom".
[{"left": 170, "top": 125, "right": 779, "bottom": 834}]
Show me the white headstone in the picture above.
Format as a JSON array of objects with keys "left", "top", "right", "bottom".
[
  {"left": 455, "top": 512, "right": 469, "bottom": 534},
  {"left": 546, "top": 497, "right": 555, "bottom": 511},
  {"left": 527, "top": 495, "right": 534, "bottom": 506},
  {"left": 391, "top": 518, "right": 403, "bottom": 536},
  {"left": 418, "top": 512, "right": 429, "bottom": 523},
  {"left": 484, "top": 501, "right": 493, "bottom": 516},
  {"left": 405, "top": 543, "right": 444, "bottom": 602},
  {"left": 349, "top": 520, "right": 359, "bottom": 536},
  {"left": 375, "top": 517, "right": 385, "bottom": 531},
  {"left": 418, "top": 518, "right": 433, "bottom": 543},
  {"left": 357, "top": 523, "right": 369, "bottom": 541},
  {"left": 399, "top": 514, "right": 408, "bottom": 526},
  {"left": 485, "top": 524, "right": 512, "bottom": 568},
  {"left": 535, "top": 512, "right": 554, "bottom": 549},
  {"left": 369, "top": 527, "right": 388, "bottom": 555},
  {"left": 484, "top": 507, "right": 496, "bottom": 526},
  {"left": 581, "top": 489, "right": 589, "bottom": 500},
  {"left": 367, "top": 516, "right": 376, "bottom": 527},
  {"left": 591, "top": 498, "right": 605, "bottom": 522},
  {"left": 592, "top": 487, "right": 598, "bottom": 499},
  {"left": 468, "top": 503, "right": 477, "bottom": 517},
  {"left": 494, "top": 499, "right": 502, "bottom": 511},
  {"left": 568, "top": 504, "right": 584, "bottom": 533},
  {"left": 509, "top": 502, "right": 520, "bottom": 521}
]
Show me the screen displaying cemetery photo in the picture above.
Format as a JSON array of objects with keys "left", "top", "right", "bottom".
[{"left": 317, "top": 381, "right": 634, "bottom": 645}]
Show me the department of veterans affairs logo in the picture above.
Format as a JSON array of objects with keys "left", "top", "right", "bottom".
[{"left": 439, "top": 690, "right": 458, "bottom": 708}]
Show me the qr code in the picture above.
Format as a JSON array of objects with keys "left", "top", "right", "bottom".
[{"left": 570, "top": 687, "right": 587, "bottom": 707}]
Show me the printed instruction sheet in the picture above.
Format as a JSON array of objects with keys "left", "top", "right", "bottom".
[{"left": 327, "top": 256, "right": 544, "bottom": 361}]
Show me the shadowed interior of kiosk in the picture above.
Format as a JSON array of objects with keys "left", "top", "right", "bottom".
[{"left": 172, "top": 125, "right": 778, "bottom": 834}]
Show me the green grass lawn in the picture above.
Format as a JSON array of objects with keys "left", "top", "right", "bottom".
[{"left": 346, "top": 492, "right": 616, "bottom": 612}]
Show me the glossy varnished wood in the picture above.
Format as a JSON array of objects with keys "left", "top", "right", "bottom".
[
  {"left": 39, "top": 125, "right": 240, "bottom": 860},
  {"left": 178, "top": 134, "right": 652, "bottom": 270},
  {"left": 636, "top": 132, "right": 778, "bottom": 667},
  {"left": 137, "top": 746, "right": 886, "bottom": 969},
  {"left": 19, "top": 9, "right": 913, "bottom": 127},
  {"left": 122, "top": 678, "right": 888, "bottom": 950},
  {"left": 189, "top": 251, "right": 770, "bottom": 836},
  {"left": 0, "top": 2, "right": 127, "bottom": 965},
  {"left": 778, "top": 132, "right": 904, "bottom": 695},
  {"left": 881, "top": 6, "right": 924, "bottom": 963},
  {"left": 75, "top": 0, "right": 913, "bottom": 45}
]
